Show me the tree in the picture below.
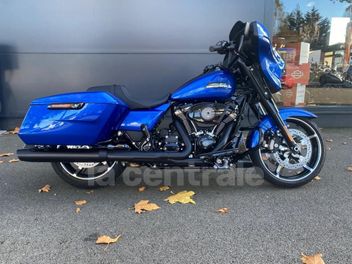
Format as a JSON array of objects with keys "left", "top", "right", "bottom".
[
  {"left": 285, "top": 6, "right": 305, "bottom": 33},
  {"left": 273, "top": 0, "right": 285, "bottom": 34},
  {"left": 276, "top": 6, "right": 330, "bottom": 50},
  {"left": 315, "top": 18, "right": 330, "bottom": 49},
  {"left": 330, "top": 0, "right": 351, "bottom": 3},
  {"left": 302, "top": 7, "right": 322, "bottom": 46}
]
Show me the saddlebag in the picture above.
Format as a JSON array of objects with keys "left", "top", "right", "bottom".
[{"left": 19, "top": 91, "right": 128, "bottom": 145}]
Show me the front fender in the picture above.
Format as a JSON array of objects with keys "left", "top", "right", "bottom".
[{"left": 246, "top": 108, "right": 317, "bottom": 149}]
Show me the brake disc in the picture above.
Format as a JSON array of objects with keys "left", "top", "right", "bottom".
[{"left": 272, "top": 129, "right": 312, "bottom": 170}]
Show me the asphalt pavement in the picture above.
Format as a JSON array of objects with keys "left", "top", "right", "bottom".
[{"left": 0, "top": 128, "right": 352, "bottom": 264}]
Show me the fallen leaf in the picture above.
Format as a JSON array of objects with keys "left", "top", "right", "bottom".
[
  {"left": 159, "top": 185, "right": 170, "bottom": 192},
  {"left": 326, "top": 138, "right": 333, "bottom": 142},
  {"left": 138, "top": 186, "right": 146, "bottom": 192},
  {"left": 96, "top": 235, "right": 121, "bottom": 245},
  {"left": 134, "top": 200, "right": 160, "bottom": 214},
  {"left": 38, "top": 184, "right": 51, "bottom": 193},
  {"left": 346, "top": 166, "right": 352, "bottom": 172},
  {"left": 165, "top": 191, "right": 196, "bottom": 205},
  {"left": 76, "top": 208, "right": 81, "bottom": 214},
  {"left": 301, "top": 253, "right": 325, "bottom": 264},
  {"left": 74, "top": 200, "right": 87, "bottom": 206},
  {"left": 0, "top": 153, "right": 14, "bottom": 157},
  {"left": 217, "top": 208, "right": 229, "bottom": 214},
  {"left": 8, "top": 159, "right": 19, "bottom": 163},
  {"left": 314, "top": 176, "right": 321, "bottom": 181},
  {"left": 9, "top": 127, "right": 20, "bottom": 134}
]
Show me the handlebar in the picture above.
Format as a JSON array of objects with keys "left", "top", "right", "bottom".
[
  {"left": 209, "top": 40, "right": 230, "bottom": 54},
  {"left": 209, "top": 40, "right": 238, "bottom": 55},
  {"left": 209, "top": 22, "right": 250, "bottom": 55},
  {"left": 209, "top": 45, "right": 220, "bottom": 52}
]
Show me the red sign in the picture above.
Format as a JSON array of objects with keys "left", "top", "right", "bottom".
[{"left": 283, "top": 63, "right": 310, "bottom": 85}]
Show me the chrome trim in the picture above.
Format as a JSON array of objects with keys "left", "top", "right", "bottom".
[{"left": 205, "top": 83, "right": 232, "bottom": 89}]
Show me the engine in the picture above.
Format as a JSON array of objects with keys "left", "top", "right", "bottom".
[
  {"left": 121, "top": 102, "right": 238, "bottom": 155},
  {"left": 175, "top": 102, "right": 238, "bottom": 152},
  {"left": 188, "top": 103, "right": 226, "bottom": 126}
]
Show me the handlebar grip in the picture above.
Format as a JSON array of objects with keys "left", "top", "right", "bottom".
[{"left": 209, "top": 46, "right": 217, "bottom": 52}]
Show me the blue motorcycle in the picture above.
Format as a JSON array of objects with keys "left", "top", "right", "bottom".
[{"left": 17, "top": 21, "right": 325, "bottom": 188}]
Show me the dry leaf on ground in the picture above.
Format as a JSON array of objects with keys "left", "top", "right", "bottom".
[
  {"left": 326, "top": 138, "right": 333, "bottom": 142},
  {"left": 0, "top": 153, "right": 14, "bottom": 157},
  {"left": 76, "top": 208, "right": 81, "bottom": 214},
  {"left": 134, "top": 200, "right": 160, "bottom": 214},
  {"left": 159, "top": 185, "right": 170, "bottom": 192},
  {"left": 96, "top": 235, "right": 121, "bottom": 245},
  {"left": 9, "top": 159, "right": 19, "bottom": 163},
  {"left": 217, "top": 208, "right": 229, "bottom": 214},
  {"left": 165, "top": 191, "right": 196, "bottom": 204},
  {"left": 314, "top": 176, "right": 321, "bottom": 181},
  {"left": 74, "top": 200, "right": 87, "bottom": 206},
  {"left": 301, "top": 253, "right": 325, "bottom": 264},
  {"left": 38, "top": 184, "right": 51, "bottom": 193},
  {"left": 346, "top": 166, "right": 352, "bottom": 172},
  {"left": 9, "top": 127, "right": 20, "bottom": 134},
  {"left": 138, "top": 186, "right": 146, "bottom": 192}
]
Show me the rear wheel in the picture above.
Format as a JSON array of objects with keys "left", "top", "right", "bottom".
[
  {"left": 52, "top": 161, "right": 125, "bottom": 188},
  {"left": 250, "top": 118, "right": 325, "bottom": 188}
]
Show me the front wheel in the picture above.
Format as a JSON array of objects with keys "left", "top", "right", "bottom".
[
  {"left": 250, "top": 118, "right": 325, "bottom": 188},
  {"left": 52, "top": 161, "right": 125, "bottom": 188}
]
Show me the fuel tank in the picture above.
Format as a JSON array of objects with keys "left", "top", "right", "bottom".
[{"left": 171, "top": 69, "right": 236, "bottom": 101}]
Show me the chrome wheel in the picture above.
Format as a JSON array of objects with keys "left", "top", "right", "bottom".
[
  {"left": 59, "top": 161, "right": 116, "bottom": 181},
  {"left": 251, "top": 117, "right": 325, "bottom": 187},
  {"left": 268, "top": 128, "right": 314, "bottom": 177}
]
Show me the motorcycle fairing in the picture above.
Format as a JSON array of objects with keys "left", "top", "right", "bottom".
[
  {"left": 251, "top": 22, "right": 285, "bottom": 93},
  {"left": 246, "top": 108, "right": 317, "bottom": 149}
]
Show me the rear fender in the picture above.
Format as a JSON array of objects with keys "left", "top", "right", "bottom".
[{"left": 246, "top": 108, "right": 317, "bottom": 149}]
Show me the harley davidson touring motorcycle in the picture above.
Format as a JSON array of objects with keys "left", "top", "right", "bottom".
[{"left": 17, "top": 21, "right": 325, "bottom": 188}]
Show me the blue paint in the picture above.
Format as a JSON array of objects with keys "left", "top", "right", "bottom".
[
  {"left": 119, "top": 103, "right": 170, "bottom": 131},
  {"left": 32, "top": 91, "right": 127, "bottom": 105},
  {"left": 256, "top": 22, "right": 285, "bottom": 92},
  {"left": 246, "top": 108, "right": 317, "bottom": 149},
  {"left": 19, "top": 92, "right": 128, "bottom": 145},
  {"left": 171, "top": 70, "right": 236, "bottom": 101}
]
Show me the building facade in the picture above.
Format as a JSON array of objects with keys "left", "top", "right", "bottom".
[{"left": 0, "top": 0, "right": 273, "bottom": 128}]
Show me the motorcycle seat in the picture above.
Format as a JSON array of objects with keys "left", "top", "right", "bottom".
[{"left": 87, "top": 84, "right": 170, "bottom": 109}]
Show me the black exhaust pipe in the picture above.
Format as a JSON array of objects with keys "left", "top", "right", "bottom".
[{"left": 17, "top": 121, "right": 192, "bottom": 162}]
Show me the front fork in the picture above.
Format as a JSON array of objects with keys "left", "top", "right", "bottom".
[
  {"left": 239, "top": 59, "right": 298, "bottom": 152},
  {"left": 258, "top": 98, "right": 298, "bottom": 151}
]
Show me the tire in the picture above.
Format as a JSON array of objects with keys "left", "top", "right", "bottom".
[
  {"left": 250, "top": 118, "right": 326, "bottom": 188},
  {"left": 319, "top": 75, "right": 326, "bottom": 86},
  {"left": 52, "top": 161, "right": 125, "bottom": 189}
]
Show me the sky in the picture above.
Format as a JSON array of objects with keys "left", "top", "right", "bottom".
[{"left": 282, "top": 0, "right": 350, "bottom": 19}]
